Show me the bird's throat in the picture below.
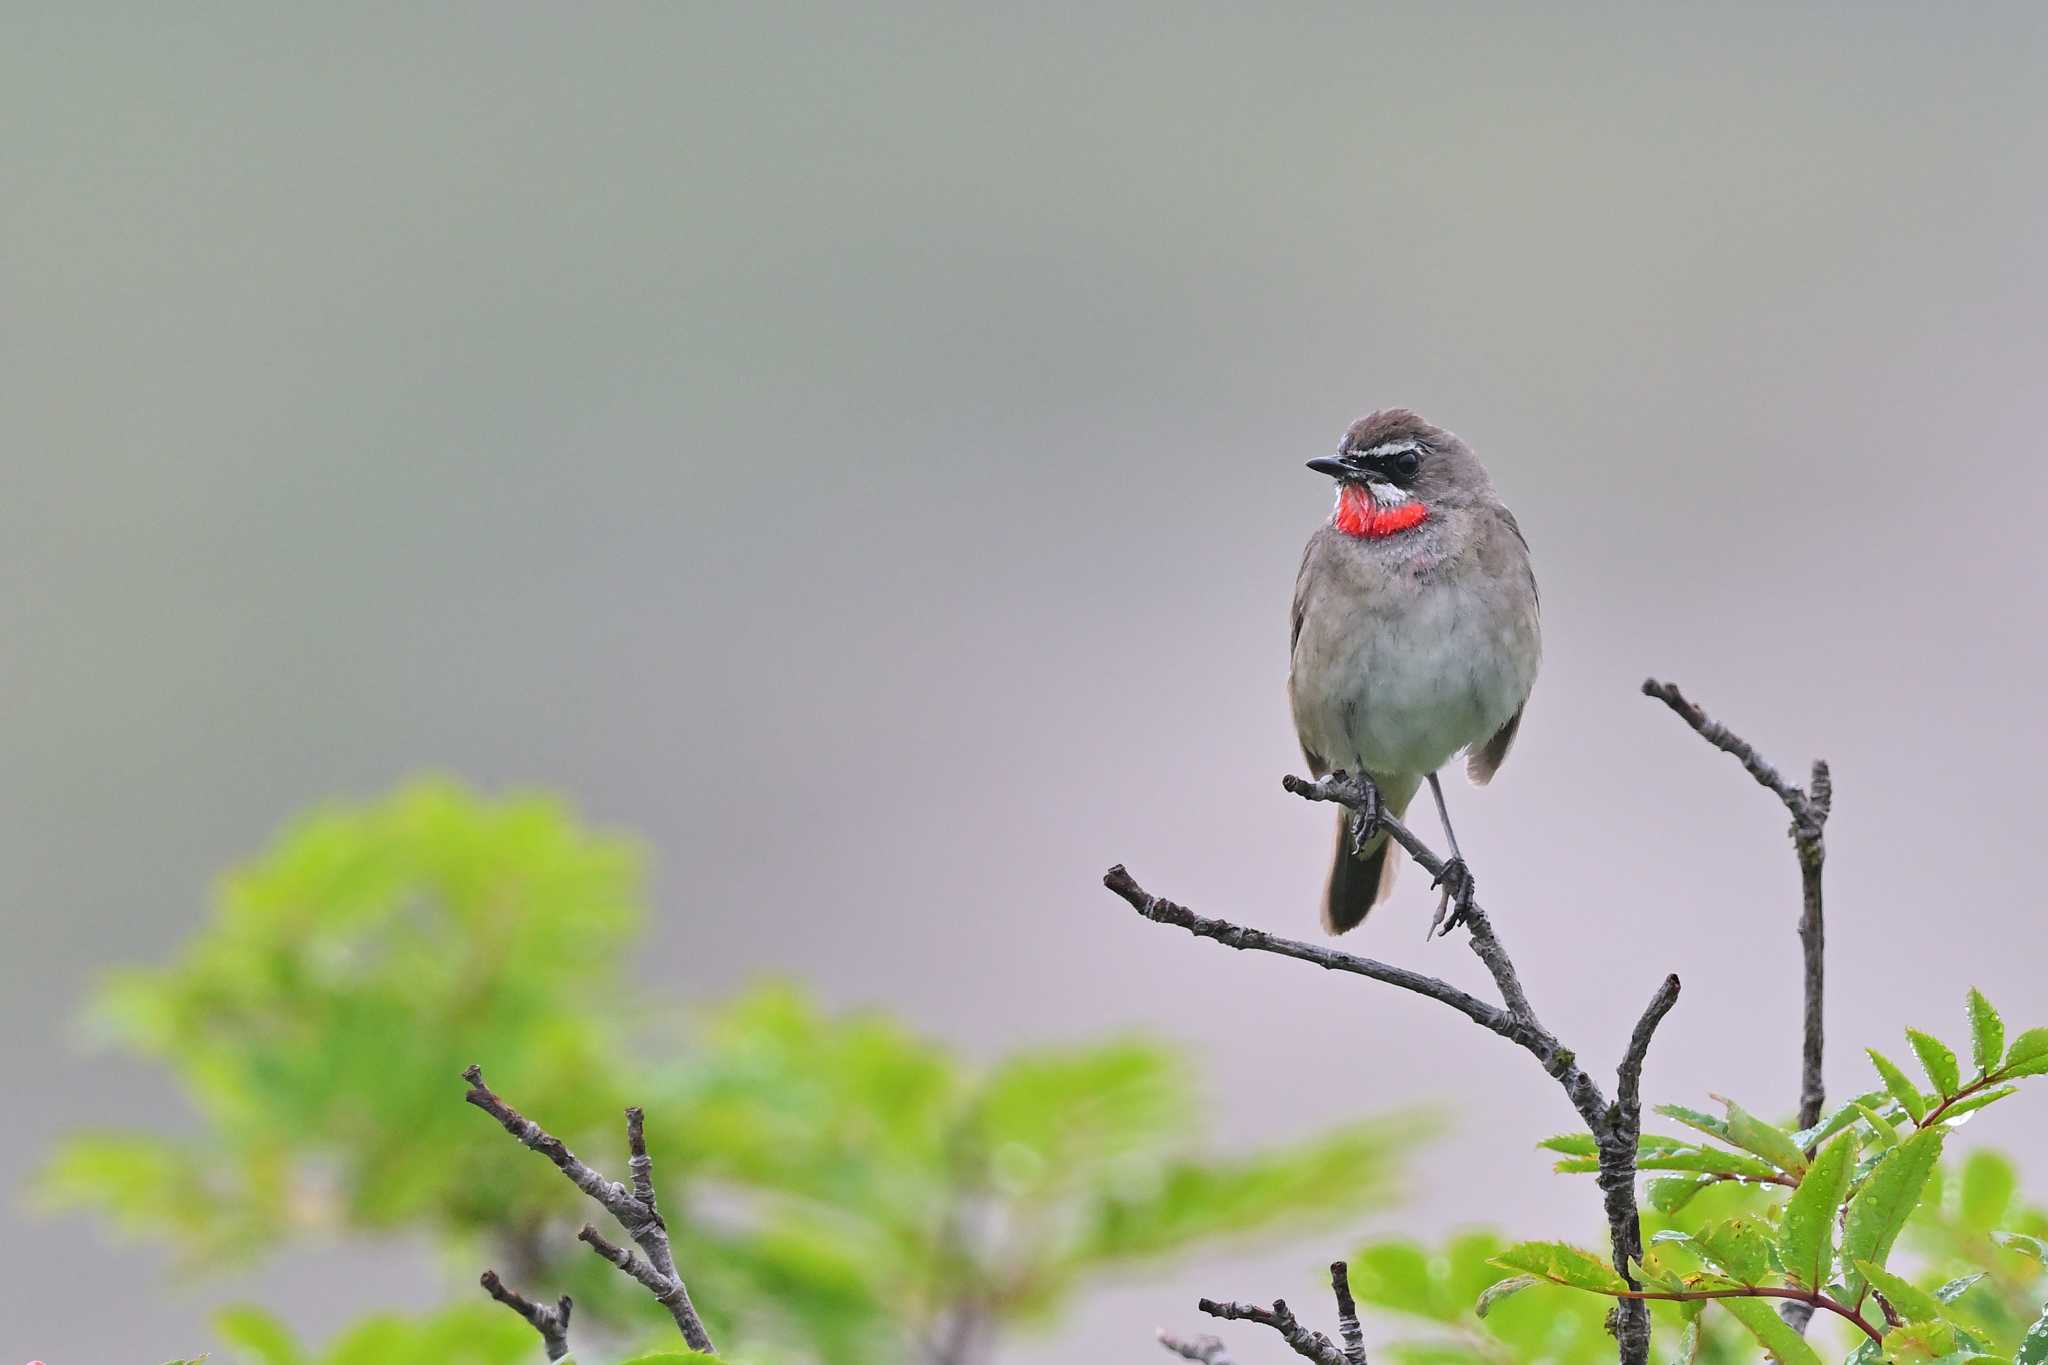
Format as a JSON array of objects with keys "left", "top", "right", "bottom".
[{"left": 1334, "top": 483, "right": 1428, "bottom": 539}]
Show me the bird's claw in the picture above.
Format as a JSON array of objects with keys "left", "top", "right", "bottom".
[
  {"left": 1344, "top": 780, "right": 1383, "bottom": 857},
  {"left": 1426, "top": 858, "right": 1475, "bottom": 939}
]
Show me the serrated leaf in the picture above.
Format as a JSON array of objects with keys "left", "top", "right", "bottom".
[
  {"left": 1718, "top": 1098, "right": 1808, "bottom": 1176},
  {"left": 1719, "top": 1296, "right": 1824, "bottom": 1365},
  {"left": 1641, "top": 1148, "right": 1784, "bottom": 1178},
  {"left": 1792, "top": 1091, "right": 1888, "bottom": 1148},
  {"left": 1869, "top": 1048, "right": 1931, "bottom": 1122},
  {"left": 1881, "top": 1322, "right": 1960, "bottom": 1363},
  {"left": 1852, "top": 1258, "right": 1944, "bottom": 1322},
  {"left": 1488, "top": 1241, "right": 1629, "bottom": 1294},
  {"left": 1474, "top": 1274, "right": 1537, "bottom": 1318},
  {"left": 1842, "top": 1125, "right": 1945, "bottom": 1298},
  {"left": 1657, "top": 1103, "right": 1734, "bottom": 1142},
  {"left": 2020, "top": 1302, "right": 2048, "bottom": 1365},
  {"left": 1538, "top": 1133, "right": 1598, "bottom": 1157},
  {"left": 1781, "top": 1127, "right": 1858, "bottom": 1290},
  {"left": 1935, "top": 1086, "right": 2019, "bottom": 1126},
  {"left": 1907, "top": 1029, "right": 1961, "bottom": 1097},
  {"left": 1691, "top": 1217, "right": 1773, "bottom": 1285},
  {"left": 1852, "top": 1102, "right": 1900, "bottom": 1148},
  {"left": 1967, "top": 989, "right": 2004, "bottom": 1074},
  {"left": 2003, "top": 1028, "right": 2048, "bottom": 1078},
  {"left": 1649, "top": 1175, "right": 1713, "bottom": 1215}
]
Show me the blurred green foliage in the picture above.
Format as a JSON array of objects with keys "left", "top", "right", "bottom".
[{"left": 38, "top": 779, "right": 1413, "bottom": 1365}]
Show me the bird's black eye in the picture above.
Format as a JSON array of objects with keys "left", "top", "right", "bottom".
[{"left": 1391, "top": 450, "right": 1421, "bottom": 480}]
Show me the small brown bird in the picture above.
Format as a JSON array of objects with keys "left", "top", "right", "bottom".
[{"left": 1288, "top": 409, "right": 1541, "bottom": 935}]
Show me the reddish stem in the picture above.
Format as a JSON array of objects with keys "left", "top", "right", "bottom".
[{"left": 1610, "top": 1285, "right": 1883, "bottom": 1343}]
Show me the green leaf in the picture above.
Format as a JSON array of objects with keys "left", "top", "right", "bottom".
[
  {"left": 1349, "top": 1242, "right": 1451, "bottom": 1323},
  {"left": 1718, "top": 1296, "right": 1824, "bottom": 1365},
  {"left": 1488, "top": 1241, "right": 1629, "bottom": 1294},
  {"left": 1851, "top": 1258, "right": 1944, "bottom": 1322},
  {"left": 1995, "top": 1231, "right": 2048, "bottom": 1265},
  {"left": 2003, "top": 1028, "right": 2048, "bottom": 1078},
  {"left": 1934, "top": 1086, "right": 2017, "bottom": 1124},
  {"left": 1691, "top": 1217, "right": 1773, "bottom": 1285},
  {"left": 1880, "top": 1322, "right": 1960, "bottom": 1363},
  {"left": 1792, "top": 1091, "right": 1888, "bottom": 1148},
  {"left": 1675, "top": 1319, "right": 1701, "bottom": 1365},
  {"left": 1936, "top": 1272, "right": 1986, "bottom": 1303},
  {"left": 1967, "top": 988, "right": 2004, "bottom": 1074},
  {"left": 1657, "top": 1103, "right": 1734, "bottom": 1143},
  {"left": 617, "top": 1355, "right": 714, "bottom": 1365},
  {"left": 212, "top": 1308, "right": 303, "bottom": 1365},
  {"left": 1869, "top": 1048, "right": 1931, "bottom": 1122},
  {"left": 2020, "top": 1302, "right": 2048, "bottom": 1365},
  {"left": 1841, "top": 1125, "right": 1945, "bottom": 1298},
  {"left": 1718, "top": 1098, "right": 1808, "bottom": 1176},
  {"left": 1907, "top": 1029, "right": 1961, "bottom": 1097},
  {"left": 1648, "top": 1175, "right": 1713, "bottom": 1215},
  {"left": 1538, "top": 1133, "right": 1597, "bottom": 1157},
  {"left": 1960, "top": 1150, "right": 2018, "bottom": 1231},
  {"left": 1780, "top": 1127, "right": 1858, "bottom": 1290},
  {"left": 1474, "top": 1275, "right": 1537, "bottom": 1318},
  {"left": 1853, "top": 1102, "right": 1900, "bottom": 1148}
]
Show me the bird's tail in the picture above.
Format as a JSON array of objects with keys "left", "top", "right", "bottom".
[{"left": 1322, "top": 776, "right": 1419, "bottom": 935}]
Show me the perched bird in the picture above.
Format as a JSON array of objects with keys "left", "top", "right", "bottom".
[{"left": 1288, "top": 409, "right": 1540, "bottom": 935}]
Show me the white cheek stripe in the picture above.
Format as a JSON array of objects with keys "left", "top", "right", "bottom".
[{"left": 1367, "top": 481, "right": 1411, "bottom": 505}]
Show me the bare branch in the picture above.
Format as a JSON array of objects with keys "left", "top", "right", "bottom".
[
  {"left": 1644, "top": 678, "right": 1831, "bottom": 1336},
  {"left": 1617, "top": 974, "right": 1683, "bottom": 1123},
  {"left": 463, "top": 1066, "right": 715, "bottom": 1354},
  {"left": 1283, "top": 772, "right": 1536, "bottom": 1024},
  {"left": 1329, "top": 1261, "right": 1368, "bottom": 1365},
  {"left": 1640, "top": 679, "right": 1828, "bottom": 1131},
  {"left": 1158, "top": 1330, "right": 1238, "bottom": 1364},
  {"left": 1102, "top": 865, "right": 1509, "bottom": 1039},
  {"left": 1200, "top": 1297, "right": 1350, "bottom": 1365},
  {"left": 1110, "top": 768, "right": 1686, "bottom": 1365},
  {"left": 479, "top": 1270, "right": 572, "bottom": 1362}
]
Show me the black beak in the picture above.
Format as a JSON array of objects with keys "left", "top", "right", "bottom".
[{"left": 1306, "top": 456, "right": 1354, "bottom": 479}]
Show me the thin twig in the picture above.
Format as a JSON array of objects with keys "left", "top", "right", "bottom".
[
  {"left": 479, "top": 1270, "right": 572, "bottom": 1362},
  {"left": 463, "top": 1065, "right": 716, "bottom": 1353},
  {"left": 1329, "top": 1261, "right": 1368, "bottom": 1365},
  {"left": 1643, "top": 678, "right": 1829, "bottom": 1336},
  {"left": 1642, "top": 680, "right": 1828, "bottom": 1129},
  {"left": 1200, "top": 1298, "right": 1350, "bottom": 1365},
  {"left": 1108, "top": 770, "right": 1682, "bottom": 1365}
]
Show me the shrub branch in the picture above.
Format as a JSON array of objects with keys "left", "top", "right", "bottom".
[
  {"left": 1110, "top": 772, "right": 1681, "bottom": 1365},
  {"left": 463, "top": 1065, "right": 716, "bottom": 1354},
  {"left": 478, "top": 1269, "right": 573, "bottom": 1361}
]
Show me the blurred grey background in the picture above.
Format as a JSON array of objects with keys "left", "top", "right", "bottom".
[{"left": 5, "top": 2, "right": 2047, "bottom": 1359}]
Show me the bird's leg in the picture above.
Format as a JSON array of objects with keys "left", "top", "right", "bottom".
[
  {"left": 1343, "top": 772, "right": 1383, "bottom": 857},
  {"left": 1424, "top": 771, "right": 1476, "bottom": 938}
]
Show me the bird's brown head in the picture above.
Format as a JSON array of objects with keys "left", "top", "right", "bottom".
[{"left": 1307, "top": 409, "right": 1493, "bottom": 538}]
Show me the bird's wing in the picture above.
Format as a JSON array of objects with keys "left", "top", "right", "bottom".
[
  {"left": 1465, "top": 704, "right": 1524, "bottom": 786},
  {"left": 1495, "top": 505, "right": 1539, "bottom": 613}
]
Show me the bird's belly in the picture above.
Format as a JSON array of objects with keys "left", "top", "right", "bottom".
[{"left": 1293, "top": 580, "right": 1535, "bottom": 777}]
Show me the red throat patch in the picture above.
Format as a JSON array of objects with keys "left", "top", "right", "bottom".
[{"left": 1333, "top": 483, "right": 1428, "bottom": 538}]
